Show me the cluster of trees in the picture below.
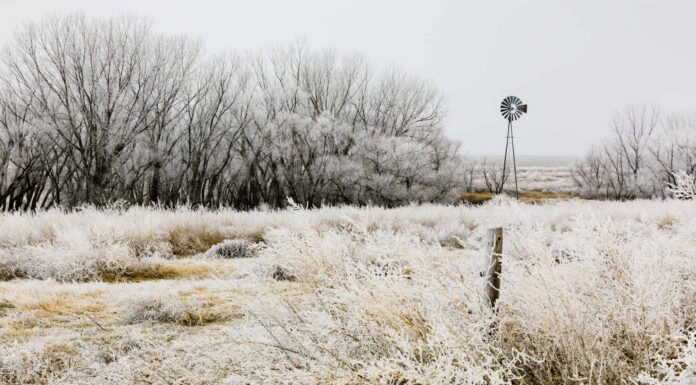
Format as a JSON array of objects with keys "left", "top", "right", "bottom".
[
  {"left": 0, "top": 14, "right": 461, "bottom": 211},
  {"left": 573, "top": 104, "right": 696, "bottom": 199},
  {"left": 6, "top": 15, "right": 692, "bottom": 211}
]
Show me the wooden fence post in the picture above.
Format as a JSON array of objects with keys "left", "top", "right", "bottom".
[{"left": 485, "top": 227, "right": 503, "bottom": 309}]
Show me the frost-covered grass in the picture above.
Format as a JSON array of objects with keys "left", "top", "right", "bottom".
[{"left": 0, "top": 198, "right": 694, "bottom": 384}]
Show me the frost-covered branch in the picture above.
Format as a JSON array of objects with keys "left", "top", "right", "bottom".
[{"left": 667, "top": 170, "right": 696, "bottom": 199}]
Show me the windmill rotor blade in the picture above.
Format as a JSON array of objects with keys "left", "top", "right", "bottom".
[{"left": 500, "top": 96, "right": 527, "bottom": 121}]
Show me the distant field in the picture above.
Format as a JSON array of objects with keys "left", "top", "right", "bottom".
[
  {"left": 516, "top": 165, "right": 576, "bottom": 193},
  {"left": 0, "top": 200, "right": 693, "bottom": 384},
  {"left": 468, "top": 155, "right": 578, "bottom": 194},
  {"left": 466, "top": 155, "right": 578, "bottom": 194},
  {"left": 475, "top": 154, "right": 578, "bottom": 167}
]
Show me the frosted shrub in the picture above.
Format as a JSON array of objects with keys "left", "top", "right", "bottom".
[
  {"left": 123, "top": 293, "right": 235, "bottom": 326},
  {"left": 0, "top": 244, "right": 134, "bottom": 282},
  {"left": 270, "top": 265, "right": 297, "bottom": 282},
  {"left": 637, "top": 332, "right": 696, "bottom": 384},
  {"left": 205, "top": 239, "right": 252, "bottom": 259},
  {"left": 668, "top": 170, "right": 696, "bottom": 199},
  {"left": 124, "top": 295, "right": 183, "bottom": 324}
]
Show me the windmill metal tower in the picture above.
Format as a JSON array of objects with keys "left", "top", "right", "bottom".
[{"left": 499, "top": 96, "right": 527, "bottom": 199}]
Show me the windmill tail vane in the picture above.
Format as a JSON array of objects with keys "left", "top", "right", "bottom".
[{"left": 499, "top": 96, "right": 527, "bottom": 198}]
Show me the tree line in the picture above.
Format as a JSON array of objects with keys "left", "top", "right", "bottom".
[
  {"left": 572, "top": 104, "right": 696, "bottom": 199},
  {"left": 0, "top": 14, "right": 461, "bottom": 211},
  {"left": 2, "top": 14, "right": 692, "bottom": 211}
]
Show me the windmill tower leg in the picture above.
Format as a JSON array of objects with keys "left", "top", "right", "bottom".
[
  {"left": 510, "top": 124, "right": 519, "bottom": 199},
  {"left": 501, "top": 121, "right": 511, "bottom": 194}
]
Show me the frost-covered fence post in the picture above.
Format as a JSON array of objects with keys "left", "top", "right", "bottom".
[{"left": 484, "top": 227, "right": 503, "bottom": 309}]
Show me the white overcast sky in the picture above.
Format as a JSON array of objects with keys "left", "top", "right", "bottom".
[{"left": 1, "top": 0, "right": 695, "bottom": 156}]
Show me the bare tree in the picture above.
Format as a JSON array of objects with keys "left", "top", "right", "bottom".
[
  {"left": 650, "top": 111, "right": 696, "bottom": 190},
  {"left": 178, "top": 54, "right": 252, "bottom": 206},
  {"left": 139, "top": 36, "right": 201, "bottom": 204},
  {"left": 572, "top": 145, "right": 608, "bottom": 198},
  {"left": 480, "top": 157, "right": 507, "bottom": 194},
  {"left": 574, "top": 104, "right": 661, "bottom": 199},
  {"left": 2, "top": 14, "right": 160, "bottom": 204}
]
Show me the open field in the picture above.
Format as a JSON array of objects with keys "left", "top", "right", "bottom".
[
  {"left": 514, "top": 166, "right": 576, "bottom": 193},
  {"left": 473, "top": 155, "right": 578, "bottom": 193},
  {"left": 0, "top": 199, "right": 694, "bottom": 384},
  {"left": 470, "top": 165, "right": 577, "bottom": 195}
]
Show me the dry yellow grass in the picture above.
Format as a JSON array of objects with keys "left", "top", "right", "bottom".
[
  {"left": 7, "top": 290, "right": 105, "bottom": 317},
  {"left": 178, "top": 292, "right": 242, "bottom": 326},
  {"left": 167, "top": 224, "right": 227, "bottom": 257},
  {"left": 31, "top": 295, "right": 105, "bottom": 318},
  {"left": 460, "top": 190, "right": 576, "bottom": 205},
  {"left": 0, "top": 291, "right": 113, "bottom": 337},
  {"left": 100, "top": 260, "right": 229, "bottom": 282}
]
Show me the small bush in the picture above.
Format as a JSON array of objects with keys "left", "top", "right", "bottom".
[
  {"left": 0, "top": 299, "right": 15, "bottom": 316},
  {"left": 123, "top": 294, "right": 236, "bottom": 326},
  {"left": 206, "top": 240, "right": 252, "bottom": 259},
  {"left": 0, "top": 260, "right": 27, "bottom": 281},
  {"left": 271, "top": 266, "right": 297, "bottom": 282}
]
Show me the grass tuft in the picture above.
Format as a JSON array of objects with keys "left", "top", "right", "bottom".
[
  {"left": 124, "top": 293, "right": 240, "bottom": 326},
  {"left": 100, "top": 260, "right": 222, "bottom": 283},
  {"left": 167, "top": 225, "right": 227, "bottom": 257}
]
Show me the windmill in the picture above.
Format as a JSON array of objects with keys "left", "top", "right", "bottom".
[{"left": 499, "top": 96, "right": 527, "bottom": 199}]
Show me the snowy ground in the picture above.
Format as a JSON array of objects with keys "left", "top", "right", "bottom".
[{"left": 0, "top": 199, "right": 694, "bottom": 384}]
